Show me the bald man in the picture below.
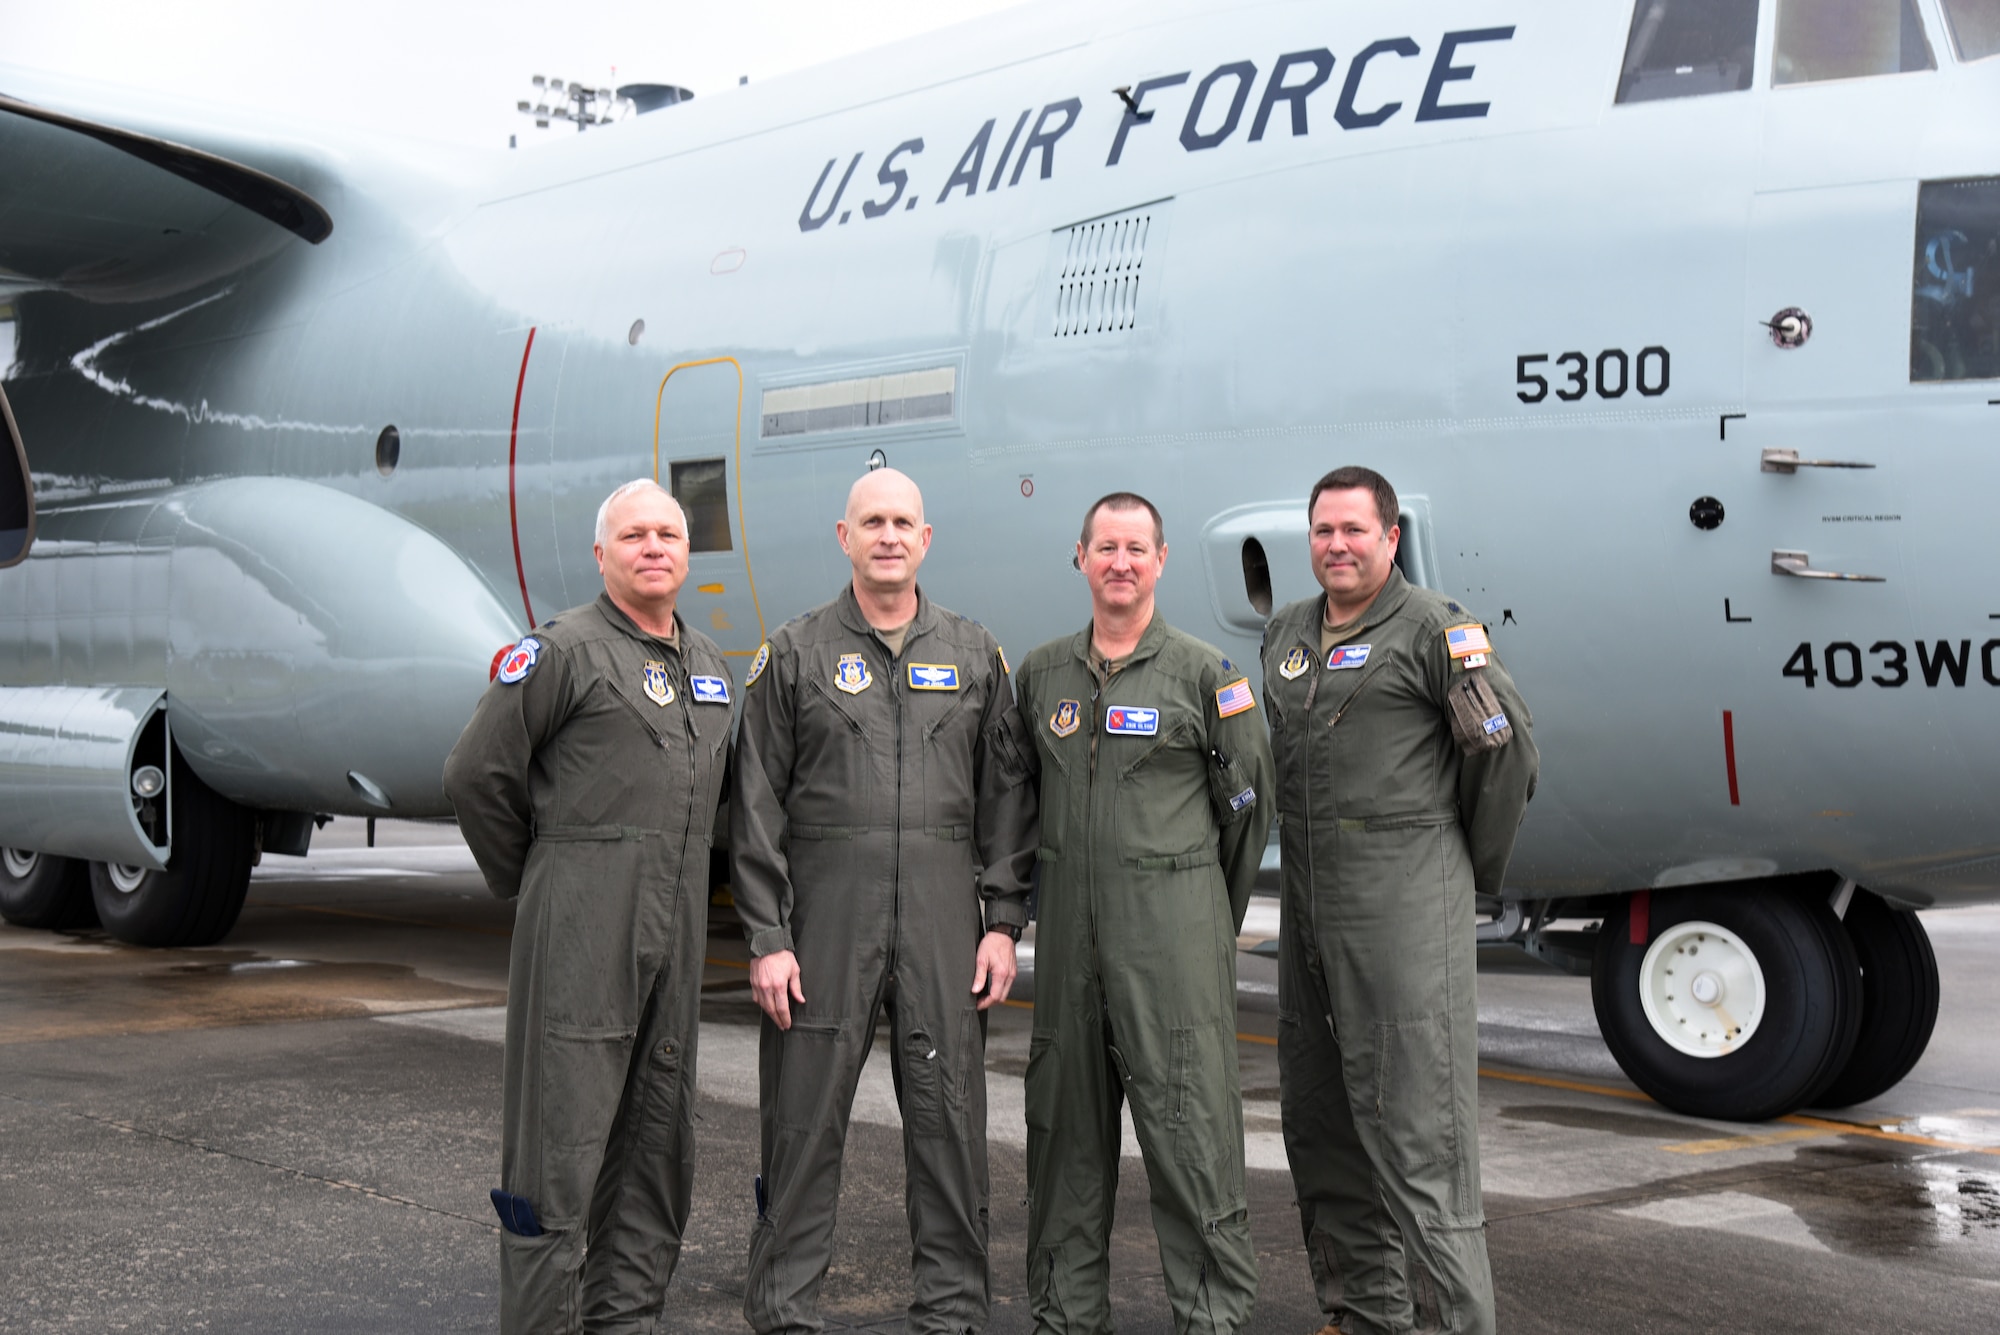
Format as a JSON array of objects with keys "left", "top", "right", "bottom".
[
  {"left": 446, "top": 479, "right": 736, "bottom": 1333},
  {"left": 732, "top": 468, "right": 1038, "bottom": 1334}
]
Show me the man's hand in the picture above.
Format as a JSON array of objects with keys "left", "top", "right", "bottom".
[
  {"left": 971, "top": 931, "right": 1019, "bottom": 1011},
  {"left": 750, "top": 950, "right": 805, "bottom": 1030}
]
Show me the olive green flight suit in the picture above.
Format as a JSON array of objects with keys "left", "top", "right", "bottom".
[
  {"left": 1261, "top": 570, "right": 1537, "bottom": 1335},
  {"left": 444, "top": 594, "right": 735, "bottom": 1335},
  {"left": 731, "top": 585, "right": 1037, "bottom": 1335},
  {"left": 1012, "top": 615, "right": 1275, "bottom": 1335}
]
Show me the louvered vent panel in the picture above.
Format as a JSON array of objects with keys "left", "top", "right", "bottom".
[{"left": 1052, "top": 209, "right": 1150, "bottom": 337}]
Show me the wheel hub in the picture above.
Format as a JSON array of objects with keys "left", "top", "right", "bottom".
[
  {"left": 2, "top": 848, "right": 37, "bottom": 879},
  {"left": 1638, "top": 920, "right": 1766, "bottom": 1058},
  {"left": 106, "top": 863, "right": 149, "bottom": 895}
]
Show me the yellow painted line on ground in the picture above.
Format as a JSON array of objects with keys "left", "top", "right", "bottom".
[
  {"left": 1477, "top": 1067, "right": 1653, "bottom": 1103},
  {"left": 1781, "top": 1112, "right": 2000, "bottom": 1158},
  {"left": 1662, "top": 1128, "right": 1828, "bottom": 1155}
]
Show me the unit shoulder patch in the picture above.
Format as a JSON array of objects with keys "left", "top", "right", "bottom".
[
  {"left": 908, "top": 663, "right": 961, "bottom": 691},
  {"left": 1444, "top": 623, "right": 1492, "bottom": 660},
  {"left": 745, "top": 642, "right": 771, "bottom": 687},
  {"left": 1215, "top": 678, "right": 1257, "bottom": 718},
  {"left": 497, "top": 636, "right": 542, "bottom": 684}
]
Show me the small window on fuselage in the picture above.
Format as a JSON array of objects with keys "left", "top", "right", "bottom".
[
  {"left": 1939, "top": 0, "right": 2000, "bottom": 61},
  {"left": 1774, "top": 0, "right": 1935, "bottom": 84},
  {"left": 1616, "top": 0, "right": 1760, "bottom": 104},
  {"left": 1912, "top": 178, "right": 2000, "bottom": 383},
  {"left": 669, "top": 458, "right": 733, "bottom": 553}
]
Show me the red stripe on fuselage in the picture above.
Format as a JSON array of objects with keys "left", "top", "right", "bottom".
[
  {"left": 508, "top": 327, "right": 538, "bottom": 629},
  {"left": 1722, "top": 709, "right": 1741, "bottom": 806}
]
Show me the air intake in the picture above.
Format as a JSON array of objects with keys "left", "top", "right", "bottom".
[{"left": 1052, "top": 206, "right": 1153, "bottom": 337}]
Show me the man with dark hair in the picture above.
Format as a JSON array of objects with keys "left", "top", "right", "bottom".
[
  {"left": 731, "top": 467, "right": 1038, "bottom": 1335},
  {"left": 445, "top": 480, "right": 736, "bottom": 1334},
  {"left": 1263, "top": 465, "right": 1538, "bottom": 1335},
  {"left": 1013, "top": 491, "right": 1275, "bottom": 1334}
]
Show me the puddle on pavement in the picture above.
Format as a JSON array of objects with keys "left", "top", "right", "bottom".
[{"left": 0, "top": 943, "right": 503, "bottom": 1045}]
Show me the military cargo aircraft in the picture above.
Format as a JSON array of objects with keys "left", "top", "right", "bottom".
[{"left": 3, "top": 0, "right": 1997, "bottom": 1121}]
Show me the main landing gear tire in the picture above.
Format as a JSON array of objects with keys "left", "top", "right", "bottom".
[
  {"left": 0, "top": 848, "right": 98, "bottom": 930},
  {"left": 1813, "top": 891, "right": 1940, "bottom": 1109},
  {"left": 90, "top": 753, "right": 256, "bottom": 948},
  {"left": 1592, "top": 884, "right": 1861, "bottom": 1122}
]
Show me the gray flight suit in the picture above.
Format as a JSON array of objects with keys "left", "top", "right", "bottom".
[
  {"left": 730, "top": 585, "right": 1038, "bottom": 1335},
  {"left": 1012, "top": 615, "right": 1276, "bottom": 1335},
  {"left": 1261, "top": 570, "right": 1538, "bottom": 1335},
  {"left": 444, "top": 593, "right": 735, "bottom": 1335}
]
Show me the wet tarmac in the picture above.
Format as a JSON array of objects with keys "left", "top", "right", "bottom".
[{"left": 2, "top": 820, "right": 1996, "bottom": 1332}]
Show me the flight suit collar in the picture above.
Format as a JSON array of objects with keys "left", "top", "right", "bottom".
[
  {"left": 1068, "top": 609, "right": 1169, "bottom": 671},
  {"left": 1312, "top": 567, "right": 1413, "bottom": 638},
  {"left": 834, "top": 581, "right": 937, "bottom": 647},
  {"left": 594, "top": 591, "right": 683, "bottom": 654}
]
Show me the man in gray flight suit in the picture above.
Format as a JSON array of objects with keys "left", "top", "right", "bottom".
[
  {"left": 1262, "top": 466, "right": 1538, "bottom": 1335},
  {"left": 445, "top": 479, "right": 736, "bottom": 1334},
  {"left": 731, "top": 466, "right": 1038, "bottom": 1335},
  {"left": 1012, "top": 492, "right": 1275, "bottom": 1335}
]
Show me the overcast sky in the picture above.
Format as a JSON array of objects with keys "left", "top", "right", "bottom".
[{"left": 1, "top": 0, "right": 1028, "bottom": 148}]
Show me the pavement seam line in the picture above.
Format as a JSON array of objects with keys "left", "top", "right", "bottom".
[{"left": 0, "top": 1090, "right": 501, "bottom": 1233}]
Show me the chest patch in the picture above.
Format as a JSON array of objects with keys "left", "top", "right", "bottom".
[
  {"left": 1104, "top": 706, "right": 1160, "bottom": 736},
  {"left": 1278, "top": 645, "right": 1311, "bottom": 680},
  {"left": 1326, "top": 644, "right": 1371, "bottom": 671},
  {"left": 690, "top": 674, "right": 731, "bottom": 704},
  {"left": 642, "top": 661, "right": 674, "bottom": 706},
  {"left": 1049, "top": 699, "right": 1081, "bottom": 738},
  {"left": 1445, "top": 624, "right": 1492, "bottom": 660},
  {"left": 497, "top": 636, "right": 541, "bottom": 684},
  {"left": 908, "top": 663, "right": 960, "bottom": 691},
  {"left": 834, "top": 653, "right": 873, "bottom": 695}
]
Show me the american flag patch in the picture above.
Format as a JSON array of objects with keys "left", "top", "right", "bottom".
[
  {"left": 1445, "top": 624, "right": 1492, "bottom": 659},
  {"left": 1214, "top": 678, "right": 1256, "bottom": 718}
]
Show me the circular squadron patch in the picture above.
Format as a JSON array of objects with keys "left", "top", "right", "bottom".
[
  {"left": 497, "top": 636, "right": 541, "bottom": 684},
  {"left": 745, "top": 642, "right": 771, "bottom": 687}
]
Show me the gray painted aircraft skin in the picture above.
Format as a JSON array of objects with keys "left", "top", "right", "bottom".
[{"left": 2, "top": 0, "right": 1996, "bottom": 1116}]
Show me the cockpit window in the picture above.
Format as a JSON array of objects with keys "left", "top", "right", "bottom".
[
  {"left": 1774, "top": 0, "right": 1935, "bottom": 84},
  {"left": 1939, "top": 0, "right": 2000, "bottom": 61},
  {"left": 1911, "top": 178, "right": 2000, "bottom": 383},
  {"left": 1616, "top": 0, "right": 1759, "bottom": 103}
]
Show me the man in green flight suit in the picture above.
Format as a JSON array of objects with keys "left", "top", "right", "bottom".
[
  {"left": 1263, "top": 466, "right": 1538, "bottom": 1335},
  {"left": 444, "top": 479, "right": 737, "bottom": 1334},
  {"left": 731, "top": 467, "right": 1038, "bottom": 1335},
  {"left": 1012, "top": 492, "right": 1275, "bottom": 1335}
]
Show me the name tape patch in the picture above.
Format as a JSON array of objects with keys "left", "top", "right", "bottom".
[
  {"left": 1483, "top": 712, "right": 1509, "bottom": 735},
  {"left": 1230, "top": 786, "right": 1257, "bottom": 812},
  {"left": 1326, "top": 643, "right": 1371, "bottom": 671},
  {"left": 1105, "top": 706, "right": 1160, "bottom": 736},
  {"left": 908, "top": 663, "right": 960, "bottom": 690},
  {"left": 690, "top": 674, "right": 731, "bottom": 704}
]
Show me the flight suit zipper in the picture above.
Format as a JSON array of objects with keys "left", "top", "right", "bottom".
[{"left": 889, "top": 633, "right": 905, "bottom": 981}]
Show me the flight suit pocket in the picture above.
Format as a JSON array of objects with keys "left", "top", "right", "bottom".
[
  {"left": 902, "top": 1010, "right": 974, "bottom": 1140},
  {"left": 1205, "top": 744, "right": 1259, "bottom": 827},
  {"left": 1171, "top": 1021, "right": 1236, "bottom": 1167},
  {"left": 539, "top": 1020, "right": 635, "bottom": 1219},
  {"left": 1372, "top": 1012, "right": 1457, "bottom": 1170},
  {"left": 774, "top": 1020, "right": 846, "bottom": 1132},
  {"left": 1024, "top": 1031, "right": 1058, "bottom": 1137},
  {"left": 635, "top": 1035, "right": 687, "bottom": 1152}
]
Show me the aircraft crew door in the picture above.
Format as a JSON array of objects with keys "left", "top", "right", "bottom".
[{"left": 654, "top": 358, "right": 766, "bottom": 675}]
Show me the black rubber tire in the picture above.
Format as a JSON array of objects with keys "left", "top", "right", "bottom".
[
  {"left": 1812, "top": 892, "right": 1940, "bottom": 1109},
  {"left": 1592, "top": 884, "right": 1862, "bottom": 1122},
  {"left": 0, "top": 849, "right": 98, "bottom": 930},
  {"left": 90, "top": 752, "right": 255, "bottom": 948}
]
